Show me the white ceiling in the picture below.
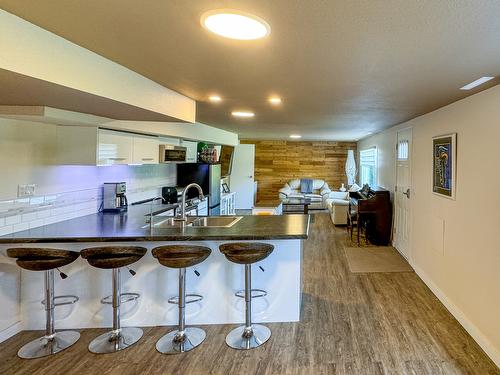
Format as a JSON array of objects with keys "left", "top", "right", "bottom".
[{"left": 0, "top": 0, "right": 499, "bottom": 140}]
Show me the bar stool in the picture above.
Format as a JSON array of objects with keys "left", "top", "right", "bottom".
[
  {"left": 6, "top": 247, "right": 80, "bottom": 359},
  {"left": 219, "top": 242, "right": 274, "bottom": 350},
  {"left": 80, "top": 246, "right": 146, "bottom": 354},
  {"left": 152, "top": 245, "right": 211, "bottom": 354}
]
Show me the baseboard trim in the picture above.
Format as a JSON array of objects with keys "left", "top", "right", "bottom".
[
  {"left": 412, "top": 263, "right": 500, "bottom": 369},
  {"left": 0, "top": 321, "right": 23, "bottom": 343}
]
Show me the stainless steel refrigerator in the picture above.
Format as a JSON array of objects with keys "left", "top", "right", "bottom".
[{"left": 177, "top": 163, "right": 221, "bottom": 215}]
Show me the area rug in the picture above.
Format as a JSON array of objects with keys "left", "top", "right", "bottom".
[{"left": 344, "top": 246, "right": 413, "bottom": 273}]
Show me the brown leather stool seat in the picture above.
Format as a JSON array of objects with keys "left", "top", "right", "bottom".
[
  {"left": 7, "top": 247, "right": 79, "bottom": 271},
  {"left": 152, "top": 245, "right": 211, "bottom": 268},
  {"left": 80, "top": 246, "right": 146, "bottom": 269},
  {"left": 219, "top": 242, "right": 274, "bottom": 350},
  {"left": 6, "top": 247, "right": 80, "bottom": 359},
  {"left": 80, "top": 245, "right": 147, "bottom": 354},
  {"left": 219, "top": 242, "right": 274, "bottom": 264},
  {"left": 151, "top": 244, "right": 212, "bottom": 354}
]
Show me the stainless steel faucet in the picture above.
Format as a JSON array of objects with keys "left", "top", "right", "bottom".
[{"left": 178, "top": 183, "right": 205, "bottom": 222}]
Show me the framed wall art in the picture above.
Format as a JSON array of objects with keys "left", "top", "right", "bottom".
[{"left": 432, "top": 133, "right": 456, "bottom": 199}]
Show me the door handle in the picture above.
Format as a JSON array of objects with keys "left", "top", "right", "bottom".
[{"left": 403, "top": 189, "right": 410, "bottom": 198}]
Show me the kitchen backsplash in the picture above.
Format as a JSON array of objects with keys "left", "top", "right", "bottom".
[
  {"left": 0, "top": 118, "right": 177, "bottom": 236},
  {"left": 0, "top": 166, "right": 176, "bottom": 236}
]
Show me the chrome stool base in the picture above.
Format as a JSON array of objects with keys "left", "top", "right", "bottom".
[
  {"left": 88, "top": 327, "right": 143, "bottom": 354},
  {"left": 18, "top": 330, "right": 80, "bottom": 359},
  {"left": 226, "top": 324, "right": 271, "bottom": 350},
  {"left": 156, "top": 327, "right": 206, "bottom": 354}
]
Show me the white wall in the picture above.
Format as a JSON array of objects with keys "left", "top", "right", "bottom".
[
  {"left": 0, "top": 10, "right": 195, "bottom": 122},
  {"left": 358, "top": 85, "right": 500, "bottom": 367},
  {"left": 0, "top": 117, "right": 177, "bottom": 200},
  {"left": 358, "top": 124, "right": 408, "bottom": 194}
]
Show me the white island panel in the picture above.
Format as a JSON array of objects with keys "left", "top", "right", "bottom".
[{"left": 11, "top": 239, "right": 302, "bottom": 331}]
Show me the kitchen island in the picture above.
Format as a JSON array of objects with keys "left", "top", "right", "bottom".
[{"left": 0, "top": 205, "right": 309, "bottom": 334}]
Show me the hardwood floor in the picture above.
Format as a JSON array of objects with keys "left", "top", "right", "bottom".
[{"left": 1, "top": 214, "right": 498, "bottom": 374}]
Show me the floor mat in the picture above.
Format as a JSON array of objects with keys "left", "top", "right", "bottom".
[{"left": 344, "top": 246, "right": 413, "bottom": 273}]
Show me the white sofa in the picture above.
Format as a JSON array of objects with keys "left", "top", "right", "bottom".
[
  {"left": 278, "top": 179, "right": 331, "bottom": 210},
  {"left": 325, "top": 191, "right": 350, "bottom": 225}
]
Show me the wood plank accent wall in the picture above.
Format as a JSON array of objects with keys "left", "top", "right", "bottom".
[{"left": 240, "top": 140, "right": 357, "bottom": 202}]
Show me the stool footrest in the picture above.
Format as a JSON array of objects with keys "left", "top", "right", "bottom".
[
  {"left": 100, "top": 292, "right": 140, "bottom": 305},
  {"left": 235, "top": 289, "right": 267, "bottom": 299},
  {"left": 168, "top": 293, "right": 203, "bottom": 305},
  {"left": 41, "top": 295, "right": 79, "bottom": 307}
]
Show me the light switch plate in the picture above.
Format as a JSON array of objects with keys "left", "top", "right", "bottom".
[{"left": 18, "top": 184, "right": 36, "bottom": 197}]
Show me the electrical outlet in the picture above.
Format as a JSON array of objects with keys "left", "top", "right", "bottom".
[{"left": 18, "top": 184, "right": 36, "bottom": 197}]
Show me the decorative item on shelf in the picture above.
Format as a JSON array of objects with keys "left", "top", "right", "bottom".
[
  {"left": 339, "top": 183, "right": 347, "bottom": 192},
  {"left": 222, "top": 183, "right": 230, "bottom": 194},
  {"left": 432, "top": 133, "right": 456, "bottom": 199},
  {"left": 199, "top": 144, "right": 218, "bottom": 163},
  {"left": 345, "top": 149, "right": 357, "bottom": 187}
]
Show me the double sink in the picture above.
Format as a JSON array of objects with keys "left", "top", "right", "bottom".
[{"left": 145, "top": 216, "right": 243, "bottom": 229}]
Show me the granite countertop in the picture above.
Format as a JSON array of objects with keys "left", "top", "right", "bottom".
[{"left": 0, "top": 203, "right": 310, "bottom": 244}]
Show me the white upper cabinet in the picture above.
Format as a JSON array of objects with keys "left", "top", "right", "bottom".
[
  {"left": 56, "top": 127, "right": 160, "bottom": 165},
  {"left": 97, "top": 129, "right": 133, "bottom": 165},
  {"left": 181, "top": 140, "right": 198, "bottom": 163},
  {"left": 132, "top": 134, "right": 159, "bottom": 164}
]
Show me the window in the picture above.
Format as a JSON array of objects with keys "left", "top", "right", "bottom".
[
  {"left": 397, "top": 140, "right": 409, "bottom": 160},
  {"left": 359, "top": 148, "right": 377, "bottom": 187}
]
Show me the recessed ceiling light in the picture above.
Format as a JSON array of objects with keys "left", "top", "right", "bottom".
[
  {"left": 269, "top": 96, "right": 282, "bottom": 105},
  {"left": 201, "top": 9, "right": 271, "bottom": 40},
  {"left": 460, "top": 76, "right": 494, "bottom": 90},
  {"left": 232, "top": 111, "right": 255, "bottom": 118},
  {"left": 209, "top": 95, "right": 222, "bottom": 102},
  {"left": 290, "top": 134, "right": 302, "bottom": 139}
]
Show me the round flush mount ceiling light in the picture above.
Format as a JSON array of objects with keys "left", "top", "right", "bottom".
[
  {"left": 209, "top": 95, "right": 222, "bottom": 102},
  {"left": 268, "top": 96, "right": 282, "bottom": 105},
  {"left": 201, "top": 9, "right": 271, "bottom": 40},
  {"left": 290, "top": 134, "right": 302, "bottom": 139},
  {"left": 232, "top": 110, "right": 255, "bottom": 118}
]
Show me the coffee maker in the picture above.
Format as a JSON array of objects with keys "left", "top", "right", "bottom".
[{"left": 103, "top": 182, "right": 128, "bottom": 212}]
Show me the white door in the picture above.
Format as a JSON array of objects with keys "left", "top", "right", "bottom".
[
  {"left": 394, "top": 128, "right": 412, "bottom": 259},
  {"left": 231, "top": 144, "right": 255, "bottom": 209}
]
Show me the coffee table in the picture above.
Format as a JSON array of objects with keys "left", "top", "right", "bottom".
[{"left": 281, "top": 198, "right": 312, "bottom": 214}]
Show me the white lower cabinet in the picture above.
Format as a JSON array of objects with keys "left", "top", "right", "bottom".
[{"left": 220, "top": 192, "right": 236, "bottom": 215}]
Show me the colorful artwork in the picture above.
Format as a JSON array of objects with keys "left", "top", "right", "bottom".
[{"left": 432, "top": 133, "right": 456, "bottom": 199}]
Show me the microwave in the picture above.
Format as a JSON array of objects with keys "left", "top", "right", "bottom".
[{"left": 159, "top": 144, "right": 187, "bottom": 163}]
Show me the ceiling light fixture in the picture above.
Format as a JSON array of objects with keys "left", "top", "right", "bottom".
[
  {"left": 232, "top": 111, "right": 255, "bottom": 118},
  {"left": 290, "top": 134, "right": 302, "bottom": 139},
  {"left": 269, "top": 96, "right": 282, "bottom": 105},
  {"left": 209, "top": 95, "right": 222, "bottom": 102},
  {"left": 460, "top": 76, "right": 494, "bottom": 90},
  {"left": 201, "top": 9, "right": 271, "bottom": 40}
]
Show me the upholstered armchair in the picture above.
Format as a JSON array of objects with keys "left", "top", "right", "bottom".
[{"left": 325, "top": 191, "right": 350, "bottom": 225}]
